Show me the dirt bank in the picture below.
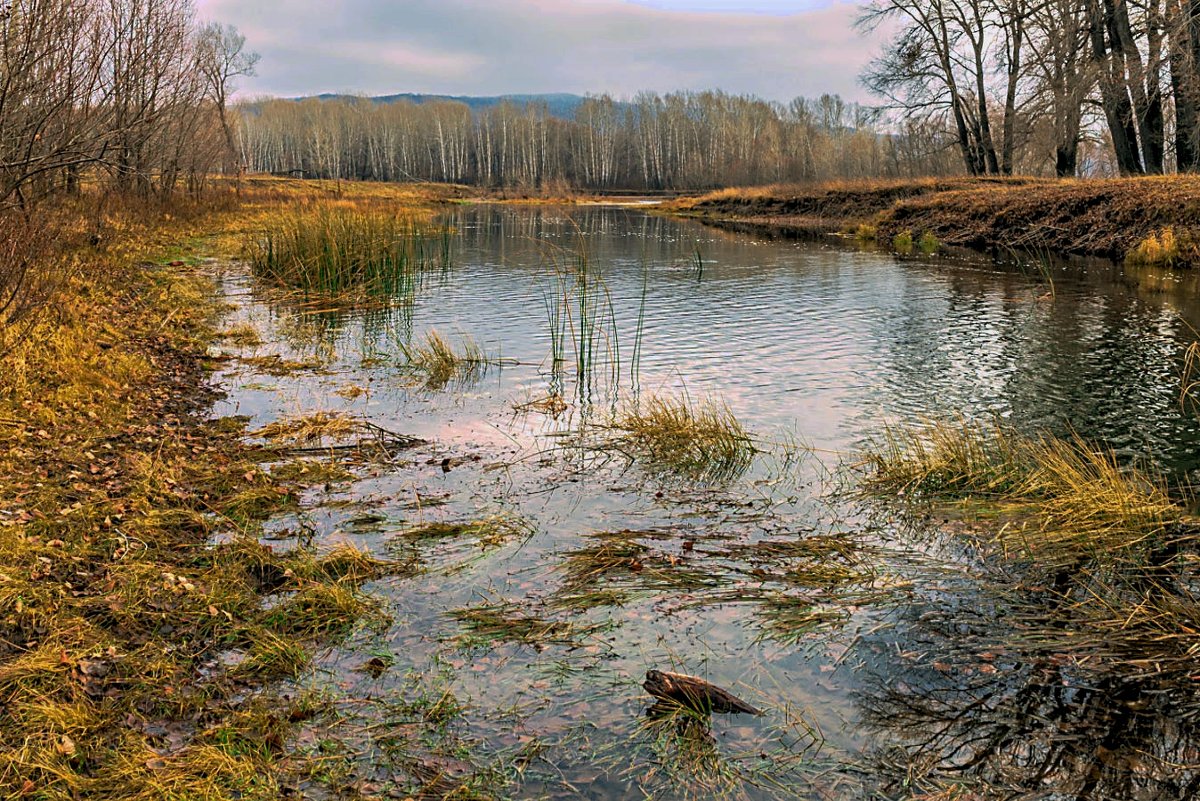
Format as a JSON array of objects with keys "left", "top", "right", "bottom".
[{"left": 667, "top": 176, "right": 1200, "bottom": 264}]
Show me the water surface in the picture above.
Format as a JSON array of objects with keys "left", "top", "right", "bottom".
[{"left": 214, "top": 205, "right": 1200, "bottom": 799}]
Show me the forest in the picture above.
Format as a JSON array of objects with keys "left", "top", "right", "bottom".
[
  {"left": 0, "top": 0, "right": 254, "bottom": 209},
  {"left": 235, "top": 0, "right": 1200, "bottom": 188},
  {"left": 237, "top": 92, "right": 961, "bottom": 190},
  {"left": 862, "top": 0, "right": 1200, "bottom": 177}
]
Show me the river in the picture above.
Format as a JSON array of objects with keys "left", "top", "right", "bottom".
[{"left": 212, "top": 205, "right": 1200, "bottom": 800}]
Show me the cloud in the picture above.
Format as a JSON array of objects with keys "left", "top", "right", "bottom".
[{"left": 193, "top": 0, "right": 879, "bottom": 103}]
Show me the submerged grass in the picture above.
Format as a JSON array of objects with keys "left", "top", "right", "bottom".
[
  {"left": 397, "top": 328, "right": 492, "bottom": 390},
  {"left": 609, "top": 393, "right": 757, "bottom": 482},
  {"left": 389, "top": 514, "right": 534, "bottom": 574},
  {"left": 449, "top": 599, "right": 611, "bottom": 648}
]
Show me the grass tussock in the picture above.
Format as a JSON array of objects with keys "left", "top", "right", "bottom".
[
  {"left": 859, "top": 419, "right": 1200, "bottom": 695},
  {"left": 397, "top": 328, "right": 491, "bottom": 390},
  {"left": 859, "top": 418, "right": 1191, "bottom": 579},
  {"left": 1126, "top": 226, "right": 1195, "bottom": 267},
  {"left": 244, "top": 201, "right": 448, "bottom": 296},
  {"left": 609, "top": 393, "right": 756, "bottom": 481}
]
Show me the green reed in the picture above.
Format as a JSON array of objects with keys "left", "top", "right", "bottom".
[
  {"left": 542, "top": 240, "right": 651, "bottom": 403},
  {"left": 245, "top": 203, "right": 447, "bottom": 296},
  {"left": 544, "top": 244, "right": 619, "bottom": 393}
]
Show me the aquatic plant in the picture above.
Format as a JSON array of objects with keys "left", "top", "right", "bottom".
[
  {"left": 892, "top": 230, "right": 914, "bottom": 254},
  {"left": 853, "top": 223, "right": 878, "bottom": 242},
  {"left": 389, "top": 514, "right": 534, "bottom": 572},
  {"left": 859, "top": 418, "right": 1186, "bottom": 574},
  {"left": 448, "top": 600, "right": 610, "bottom": 648},
  {"left": 917, "top": 231, "right": 941, "bottom": 254},
  {"left": 551, "top": 529, "right": 734, "bottom": 611},
  {"left": 609, "top": 393, "right": 757, "bottom": 482},
  {"left": 245, "top": 203, "right": 447, "bottom": 295},
  {"left": 545, "top": 244, "right": 619, "bottom": 389},
  {"left": 396, "top": 328, "right": 493, "bottom": 390}
]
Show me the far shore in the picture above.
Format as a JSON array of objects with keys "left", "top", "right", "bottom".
[{"left": 661, "top": 176, "right": 1200, "bottom": 267}]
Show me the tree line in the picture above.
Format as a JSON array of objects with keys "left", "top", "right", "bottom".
[
  {"left": 861, "top": 0, "right": 1200, "bottom": 176},
  {"left": 0, "top": 0, "right": 256, "bottom": 210},
  {"left": 236, "top": 92, "right": 964, "bottom": 191}
]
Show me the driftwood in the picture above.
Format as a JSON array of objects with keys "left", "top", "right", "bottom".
[{"left": 642, "top": 669, "right": 762, "bottom": 715}]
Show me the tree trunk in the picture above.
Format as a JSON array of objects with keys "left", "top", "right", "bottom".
[
  {"left": 1088, "top": 0, "right": 1145, "bottom": 173},
  {"left": 1170, "top": 0, "right": 1200, "bottom": 170}
]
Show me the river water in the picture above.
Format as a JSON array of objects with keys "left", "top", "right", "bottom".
[{"left": 214, "top": 205, "right": 1200, "bottom": 800}]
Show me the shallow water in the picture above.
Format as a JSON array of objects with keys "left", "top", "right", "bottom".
[{"left": 214, "top": 206, "right": 1200, "bottom": 799}]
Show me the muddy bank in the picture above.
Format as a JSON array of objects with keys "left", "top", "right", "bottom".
[{"left": 667, "top": 176, "right": 1200, "bottom": 263}]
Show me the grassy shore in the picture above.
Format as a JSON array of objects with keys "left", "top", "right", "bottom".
[
  {"left": 667, "top": 175, "right": 1200, "bottom": 265},
  {"left": 0, "top": 179, "right": 447, "bottom": 799}
]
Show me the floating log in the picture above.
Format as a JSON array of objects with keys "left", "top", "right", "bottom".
[{"left": 642, "top": 669, "right": 762, "bottom": 715}]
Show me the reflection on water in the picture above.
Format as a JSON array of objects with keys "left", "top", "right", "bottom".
[
  {"left": 854, "top": 574, "right": 1200, "bottom": 799},
  {"left": 214, "top": 205, "right": 1200, "bottom": 799}
]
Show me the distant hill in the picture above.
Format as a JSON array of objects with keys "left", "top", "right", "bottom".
[{"left": 304, "top": 92, "right": 592, "bottom": 119}]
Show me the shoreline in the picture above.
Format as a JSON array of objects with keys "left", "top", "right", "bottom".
[{"left": 661, "top": 176, "right": 1200, "bottom": 267}]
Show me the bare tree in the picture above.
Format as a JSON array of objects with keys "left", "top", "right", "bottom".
[
  {"left": 859, "top": 0, "right": 993, "bottom": 174},
  {"left": 196, "top": 21, "right": 258, "bottom": 179}
]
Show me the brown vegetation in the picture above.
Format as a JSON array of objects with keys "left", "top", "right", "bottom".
[
  {"left": 670, "top": 175, "right": 1200, "bottom": 264},
  {"left": 0, "top": 179, "right": 443, "bottom": 799}
]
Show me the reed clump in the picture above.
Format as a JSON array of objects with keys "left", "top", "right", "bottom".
[
  {"left": 611, "top": 394, "right": 757, "bottom": 481},
  {"left": 245, "top": 202, "right": 446, "bottom": 295},
  {"left": 860, "top": 419, "right": 1185, "bottom": 572},
  {"left": 397, "top": 329, "right": 491, "bottom": 390}
]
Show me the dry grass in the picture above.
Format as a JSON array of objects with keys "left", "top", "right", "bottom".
[
  {"left": 254, "top": 411, "right": 362, "bottom": 446},
  {"left": 666, "top": 176, "right": 1042, "bottom": 225},
  {"left": 858, "top": 419, "right": 1200, "bottom": 689},
  {"left": 669, "top": 175, "right": 1200, "bottom": 264},
  {"left": 608, "top": 393, "right": 757, "bottom": 481},
  {"left": 397, "top": 328, "right": 491, "bottom": 390},
  {"left": 859, "top": 419, "right": 1193, "bottom": 597},
  {"left": 1126, "top": 226, "right": 1197, "bottom": 267},
  {"left": 0, "top": 180, "right": 443, "bottom": 800}
]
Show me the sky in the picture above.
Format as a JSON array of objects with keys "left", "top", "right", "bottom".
[{"left": 192, "top": 0, "right": 880, "bottom": 103}]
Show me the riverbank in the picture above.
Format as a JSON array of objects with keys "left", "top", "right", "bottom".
[
  {"left": 0, "top": 180, "right": 446, "bottom": 798},
  {"left": 666, "top": 176, "right": 1200, "bottom": 265}
]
